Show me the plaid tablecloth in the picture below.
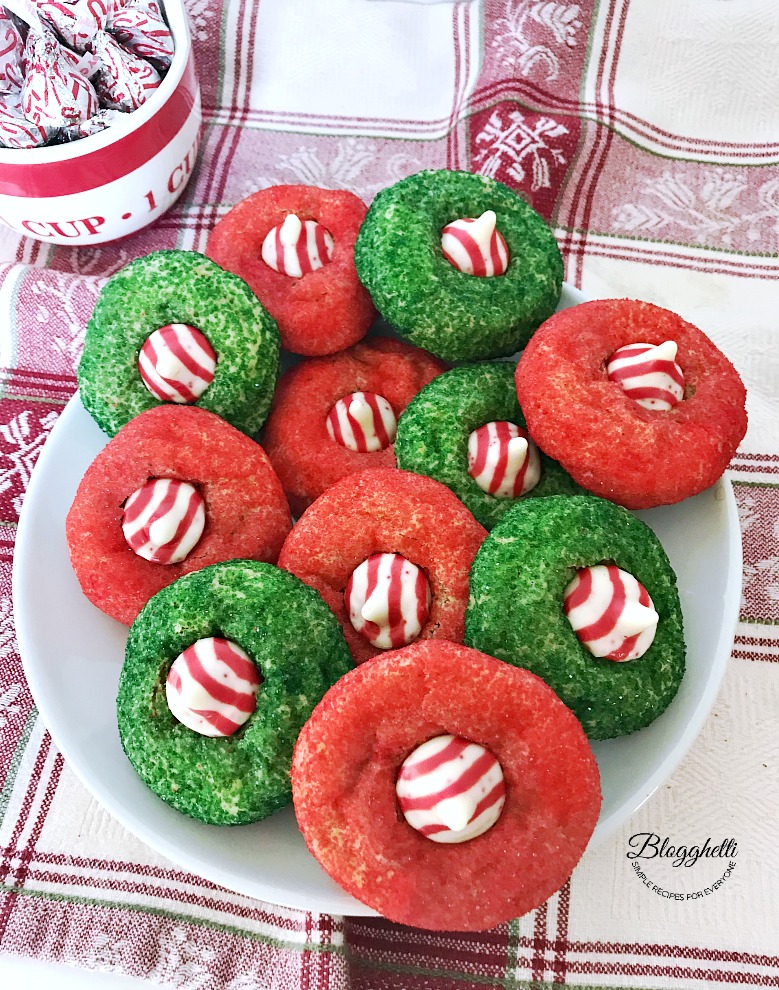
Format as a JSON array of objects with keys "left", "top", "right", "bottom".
[{"left": 2, "top": 0, "right": 779, "bottom": 987}]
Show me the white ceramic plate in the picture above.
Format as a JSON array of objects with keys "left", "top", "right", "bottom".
[{"left": 13, "top": 286, "right": 742, "bottom": 915}]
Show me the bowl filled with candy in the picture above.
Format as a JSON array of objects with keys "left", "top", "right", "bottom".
[{"left": 0, "top": 0, "right": 201, "bottom": 244}]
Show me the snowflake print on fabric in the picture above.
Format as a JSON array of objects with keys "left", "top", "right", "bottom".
[
  {"left": 0, "top": 683, "right": 21, "bottom": 733},
  {"left": 474, "top": 108, "right": 568, "bottom": 190},
  {"left": 743, "top": 553, "right": 779, "bottom": 609},
  {"left": 26, "top": 271, "right": 106, "bottom": 375},
  {"left": 491, "top": 1, "right": 583, "bottom": 81},
  {"left": 52, "top": 248, "right": 130, "bottom": 279},
  {"left": 0, "top": 595, "right": 15, "bottom": 662},
  {"left": 225, "top": 976, "right": 265, "bottom": 990},
  {"left": 182, "top": 0, "right": 214, "bottom": 43},
  {"left": 243, "top": 138, "right": 424, "bottom": 202},
  {"left": 149, "top": 926, "right": 217, "bottom": 989},
  {"left": 85, "top": 932, "right": 132, "bottom": 974},
  {"left": 737, "top": 484, "right": 779, "bottom": 621},
  {"left": 736, "top": 491, "right": 760, "bottom": 536},
  {"left": 0, "top": 594, "right": 23, "bottom": 738},
  {"left": 614, "top": 171, "right": 779, "bottom": 250},
  {"left": 471, "top": 104, "right": 577, "bottom": 218},
  {"left": 0, "top": 406, "right": 59, "bottom": 520}
]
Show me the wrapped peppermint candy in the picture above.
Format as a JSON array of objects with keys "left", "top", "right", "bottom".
[
  {"left": 0, "top": 0, "right": 173, "bottom": 147},
  {"left": 0, "top": 88, "right": 52, "bottom": 146},
  {"left": 108, "top": 0, "right": 173, "bottom": 70},
  {"left": 22, "top": 20, "right": 99, "bottom": 126},
  {"left": 60, "top": 104, "right": 119, "bottom": 139},
  {"left": 35, "top": 0, "right": 108, "bottom": 52},
  {"left": 89, "top": 28, "right": 160, "bottom": 111},
  {"left": 59, "top": 40, "right": 101, "bottom": 75},
  {"left": 0, "top": 10, "right": 24, "bottom": 91}
]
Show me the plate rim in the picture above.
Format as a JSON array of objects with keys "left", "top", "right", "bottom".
[
  {"left": 590, "top": 476, "right": 741, "bottom": 845},
  {"left": 12, "top": 323, "right": 742, "bottom": 915},
  {"left": 13, "top": 393, "right": 378, "bottom": 914}
]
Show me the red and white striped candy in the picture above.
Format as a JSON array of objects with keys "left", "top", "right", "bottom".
[
  {"left": 261, "top": 214, "right": 334, "bottom": 278},
  {"left": 165, "top": 637, "right": 261, "bottom": 737},
  {"left": 109, "top": 0, "right": 175, "bottom": 69},
  {"left": 345, "top": 552, "right": 431, "bottom": 650},
  {"left": 22, "top": 24, "right": 99, "bottom": 127},
  {"left": 396, "top": 734, "right": 506, "bottom": 843},
  {"left": 326, "top": 391, "right": 397, "bottom": 453},
  {"left": 36, "top": 0, "right": 108, "bottom": 52},
  {"left": 441, "top": 210, "right": 509, "bottom": 277},
  {"left": 467, "top": 421, "right": 541, "bottom": 498},
  {"left": 0, "top": 91, "right": 52, "bottom": 149},
  {"left": 606, "top": 340, "right": 684, "bottom": 411},
  {"left": 122, "top": 478, "right": 206, "bottom": 564},
  {"left": 563, "top": 564, "right": 659, "bottom": 662},
  {"left": 90, "top": 29, "right": 162, "bottom": 112},
  {"left": 0, "top": 13, "right": 24, "bottom": 91},
  {"left": 139, "top": 324, "right": 217, "bottom": 404}
]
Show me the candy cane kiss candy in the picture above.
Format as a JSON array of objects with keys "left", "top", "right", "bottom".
[
  {"left": 122, "top": 478, "right": 206, "bottom": 564},
  {"left": 396, "top": 734, "right": 506, "bottom": 843},
  {"left": 166, "top": 636, "right": 262, "bottom": 737},
  {"left": 0, "top": 11, "right": 24, "bottom": 90},
  {"left": 22, "top": 23, "right": 99, "bottom": 126},
  {"left": 467, "top": 421, "right": 541, "bottom": 498},
  {"left": 563, "top": 563, "right": 658, "bottom": 662},
  {"left": 607, "top": 340, "right": 684, "bottom": 411},
  {"left": 345, "top": 552, "right": 431, "bottom": 649},
  {"left": 326, "top": 391, "right": 397, "bottom": 453},
  {"left": 139, "top": 323, "right": 217, "bottom": 404},
  {"left": 441, "top": 210, "right": 509, "bottom": 277},
  {"left": 108, "top": 0, "right": 175, "bottom": 69},
  {"left": 90, "top": 29, "right": 161, "bottom": 111},
  {"left": 261, "top": 213, "right": 334, "bottom": 278}
]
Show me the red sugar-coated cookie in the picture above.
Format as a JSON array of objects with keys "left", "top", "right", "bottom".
[
  {"left": 206, "top": 185, "right": 375, "bottom": 356},
  {"left": 262, "top": 338, "right": 447, "bottom": 515},
  {"left": 515, "top": 299, "right": 747, "bottom": 509},
  {"left": 66, "top": 405, "right": 292, "bottom": 625},
  {"left": 292, "top": 640, "right": 601, "bottom": 931},
  {"left": 277, "top": 468, "right": 487, "bottom": 664}
]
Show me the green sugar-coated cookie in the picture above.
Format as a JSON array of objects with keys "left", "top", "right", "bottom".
[
  {"left": 79, "top": 251, "right": 280, "bottom": 437},
  {"left": 394, "top": 363, "right": 581, "bottom": 529},
  {"left": 117, "top": 560, "right": 353, "bottom": 825},
  {"left": 354, "top": 170, "right": 563, "bottom": 361},
  {"left": 465, "top": 496, "right": 685, "bottom": 739}
]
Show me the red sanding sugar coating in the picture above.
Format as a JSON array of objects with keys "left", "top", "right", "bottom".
[
  {"left": 292, "top": 640, "right": 601, "bottom": 931},
  {"left": 66, "top": 405, "right": 292, "bottom": 625},
  {"left": 515, "top": 299, "right": 748, "bottom": 509},
  {"left": 262, "top": 338, "right": 447, "bottom": 515},
  {"left": 278, "top": 468, "right": 487, "bottom": 664},
  {"left": 206, "top": 185, "right": 375, "bottom": 356}
]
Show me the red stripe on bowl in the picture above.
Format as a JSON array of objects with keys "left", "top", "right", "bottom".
[{"left": 0, "top": 51, "right": 198, "bottom": 199}]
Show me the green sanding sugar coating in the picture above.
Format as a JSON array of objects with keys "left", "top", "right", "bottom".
[
  {"left": 117, "top": 560, "right": 353, "bottom": 825},
  {"left": 79, "top": 250, "right": 280, "bottom": 437},
  {"left": 354, "top": 170, "right": 563, "bottom": 361},
  {"left": 394, "top": 363, "right": 581, "bottom": 530},
  {"left": 465, "top": 496, "right": 685, "bottom": 739}
]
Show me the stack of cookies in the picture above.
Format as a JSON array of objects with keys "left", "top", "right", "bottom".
[{"left": 64, "top": 168, "right": 747, "bottom": 932}]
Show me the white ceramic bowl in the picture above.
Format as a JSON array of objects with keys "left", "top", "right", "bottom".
[
  {"left": 12, "top": 287, "right": 742, "bottom": 914},
  {"left": 0, "top": 0, "right": 201, "bottom": 245}
]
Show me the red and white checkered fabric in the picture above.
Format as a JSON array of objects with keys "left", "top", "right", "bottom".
[{"left": 1, "top": 1, "right": 777, "bottom": 986}]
